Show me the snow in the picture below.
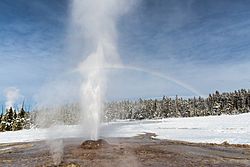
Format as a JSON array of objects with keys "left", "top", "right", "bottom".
[
  {"left": 102, "top": 113, "right": 250, "bottom": 144},
  {"left": 0, "top": 113, "right": 250, "bottom": 144}
]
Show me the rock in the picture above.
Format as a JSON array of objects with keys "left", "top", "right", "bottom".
[
  {"left": 64, "top": 163, "right": 80, "bottom": 167},
  {"left": 80, "top": 139, "right": 110, "bottom": 149}
]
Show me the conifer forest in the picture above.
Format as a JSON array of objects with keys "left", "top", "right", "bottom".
[{"left": 1, "top": 89, "right": 249, "bottom": 132}]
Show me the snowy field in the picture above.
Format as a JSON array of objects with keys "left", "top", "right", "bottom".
[{"left": 0, "top": 113, "right": 249, "bottom": 144}]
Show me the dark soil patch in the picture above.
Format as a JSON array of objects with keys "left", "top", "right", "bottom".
[
  {"left": 80, "top": 139, "right": 110, "bottom": 149},
  {"left": 0, "top": 135, "right": 250, "bottom": 167}
]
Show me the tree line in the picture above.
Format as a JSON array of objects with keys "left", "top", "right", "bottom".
[
  {"left": 0, "top": 89, "right": 249, "bottom": 131},
  {"left": 0, "top": 105, "right": 30, "bottom": 132},
  {"left": 104, "top": 89, "right": 250, "bottom": 121}
]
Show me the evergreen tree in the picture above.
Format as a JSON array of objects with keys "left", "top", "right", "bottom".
[
  {"left": 7, "top": 107, "right": 14, "bottom": 121},
  {"left": 19, "top": 107, "right": 26, "bottom": 119},
  {"left": 14, "top": 110, "right": 17, "bottom": 119},
  {"left": 0, "top": 111, "right": 2, "bottom": 124}
]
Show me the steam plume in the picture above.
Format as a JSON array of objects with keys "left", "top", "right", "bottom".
[
  {"left": 4, "top": 87, "right": 20, "bottom": 109},
  {"left": 34, "top": 0, "right": 137, "bottom": 165},
  {"left": 71, "top": 0, "right": 136, "bottom": 139}
]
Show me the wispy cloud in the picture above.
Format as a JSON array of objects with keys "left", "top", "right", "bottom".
[
  {"left": 0, "top": 0, "right": 69, "bottom": 103},
  {"left": 0, "top": 0, "right": 250, "bottom": 103},
  {"left": 114, "top": 0, "right": 250, "bottom": 98}
]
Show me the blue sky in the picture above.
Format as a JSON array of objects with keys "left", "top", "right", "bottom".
[{"left": 0, "top": 0, "right": 250, "bottom": 106}]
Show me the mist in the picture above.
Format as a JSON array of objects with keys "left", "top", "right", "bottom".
[{"left": 4, "top": 87, "right": 21, "bottom": 109}]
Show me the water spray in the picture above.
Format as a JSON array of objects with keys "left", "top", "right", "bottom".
[{"left": 71, "top": 0, "right": 134, "bottom": 140}]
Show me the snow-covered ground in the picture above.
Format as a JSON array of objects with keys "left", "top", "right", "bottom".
[
  {"left": 0, "top": 113, "right": 249, "bottom": 144},
  {"left": 102, "top": 113, "right": 250, "bottom": 144}
]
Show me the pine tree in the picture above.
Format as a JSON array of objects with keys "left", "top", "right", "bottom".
[
  {"left": 7, "top": 107, "right": 14, "bottom": 121},
  {"left": 0, "top": 111, "right": 2, "bottom": 124},
  {"left": 14, "top": 110, "right": 17, "bottom": 119},
  {"left": 19, "top": 107, "right": 26, "bottom": 119}
]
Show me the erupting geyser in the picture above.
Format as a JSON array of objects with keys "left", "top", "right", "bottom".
[
  {"left": 71, "top": 0, "right": 135, "bottom": 140},
  {"left": 35, "top": 0, "right": 137, "bottom": 165},
  {"left": 79, "top": 44, "right": 106, "bottom": 140}
]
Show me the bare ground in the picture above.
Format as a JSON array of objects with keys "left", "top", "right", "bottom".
[{"left": 0, "top": 133, "right": 250, "bottom": 167}]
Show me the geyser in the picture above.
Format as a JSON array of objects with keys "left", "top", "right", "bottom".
[
  {"left": 71, "top": 0, "right": 135, "bottom": 140},
  {"left": 35, "top": 0, "right": 137, "bottom": 165}
]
